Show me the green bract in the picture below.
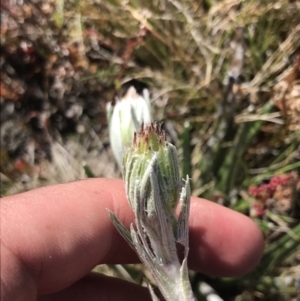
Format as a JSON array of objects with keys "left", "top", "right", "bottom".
[
  {"left": 123, "top": 123, "right": 181, "bottom": 214},
  {"left": 109, "top": 122, "right": 195, "bottom": 301}
]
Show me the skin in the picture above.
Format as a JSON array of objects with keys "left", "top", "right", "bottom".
[{"left": 0, "top": 178, "right": 264, "bottom": 301}]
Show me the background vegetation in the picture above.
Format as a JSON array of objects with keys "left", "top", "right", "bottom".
[{"left": 1, "top": 0, "right": 299, "bottom": 300}]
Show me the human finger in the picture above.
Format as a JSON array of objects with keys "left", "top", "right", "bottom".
[
  {"left": 1, "top": 178, "right": 263, "bottom": 299},
  {"left": 38, "top": 273, "right": 152, "bottom": 301}
]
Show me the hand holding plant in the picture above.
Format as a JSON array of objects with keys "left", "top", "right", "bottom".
[{"left": 1, "top": 178, "right": 264, "bottom": 300}]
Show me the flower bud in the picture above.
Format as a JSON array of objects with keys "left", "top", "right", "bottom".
[
  {"left": 123, "top": 122, "right": 181, "bottom": 215},
  {"left": 107, "top": 85, "right": 151, "bottom": 167}
]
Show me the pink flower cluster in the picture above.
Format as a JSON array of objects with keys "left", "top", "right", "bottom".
[{"left": 248, "top": 174, "right": 290, "bottom": 201}]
